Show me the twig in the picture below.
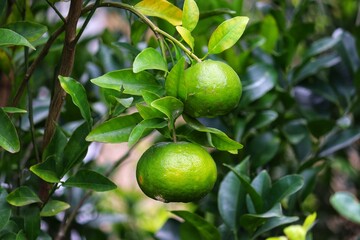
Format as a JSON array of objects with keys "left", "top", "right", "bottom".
[
  {"left": 45, "top": 0, "right": 66, "bottom": 23},
  {"left": 74, "top": 0, "right": 101, "bottom": 43}
]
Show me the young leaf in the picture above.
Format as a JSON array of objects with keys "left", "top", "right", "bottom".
[
  {"left": 59, "top": 76, "right": 92, "bottom": 126},
  {"left": 91, "top": 69, "right": 161, "bottom": 95},
  {"left": 172, "top": 211, "right": 221, "bottom": 240},
  {"left": 63, "top": 170, "right": 117, "bottom": 192},
  {"left": 128, "top": 118, "right": 167, "bottom": 146},
  {"left": 86, "top": 113, "right": 142, "bottom": 143},
  {"left": 0, "top": 108, "right": 20, "bottom": 153},
  {"left": 4, "top": 21, "right": 47, "bottom": 43},
  {"left": 207, "top": 16, "right": 249, "bottom": 55},
  {"left": 133, "top": 48, "right": 168, "bottom": 73},
  {"left": 0, "top": 188, "right": 11, "bottom": 230},
  {"left": 40, "top": 200, "right": 70, "bottom": 217},
  {"left": 6, "top": 187, "right": 42, "bottom": 207},
  {"left": 135, "top": 0, "right": 183, "bottom": 26},
  {"left": 0, "top": 28, "right": 35, "bottom": 49},
  {"left": 30, "top": 156, "right": 60, "bottom": 183},
  {"left": 176, "top": 26, "right": 194, "bottom": 50},
  {"left": 182, "top": 0, "right": 199, "bottom": 31},
  {"left": 165, "top": 57, "right": 186, "bottom": 98}
]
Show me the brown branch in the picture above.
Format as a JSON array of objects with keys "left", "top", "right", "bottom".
[{"left": 42, "top": 0, "right": 83, "bottom": 150}]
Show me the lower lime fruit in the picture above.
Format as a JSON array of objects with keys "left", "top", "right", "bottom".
[
  {"left": 136, "top": 142, "right": 217, "bottom": 203},
  {"left": 179, "top": 60, "right": 242, "bottom": 118}
]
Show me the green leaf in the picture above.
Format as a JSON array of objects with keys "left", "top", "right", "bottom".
[
  {"left": 135, "top": 0, "right": 183, "bottom": 26},
  {"left": 91, "top": 69, "right": 161, "bottom": 95},
  {"left": 330, "top": 191, "right": 360, "bottom": 224},
  {"left": 63, "top": 170, "right": 117, "bottom": 192},
  {"left": 6, "top": 187, "right": 42, "bottom": 207},
  {"left": 319, "top": 127, "right": 360, "bottom": 157},
  {"left": 240, "top": 64, "right": 277, "bottom": 106},
  {"left": 207, "top": 16, "right": 249, "bottom": 55},
  {"left": 115, "top": 97, "right": 134, "bottom": 108},
  {"left": 268, "top": 175, "right": 304, "bottom": 208},
  {"left": 247, "top": 132, "right": 280, "bottom": 168},
  {"left": 59, "top": 76, "right": 92, "bottom": 126},
  {"left": 282, "top": 119, "right": 307, "bottom": 144},
  {"left": 141, "top": 90, "right": 161, "bottom": 105},
  {"left": 304, "top": 37, "right": 340, "bottom": 60},
  {"left": 165, "top": 57, "right": 186, "bottom": 98},
  {"left": 151, "top": 96, "right": 184, "bottom": 122},
  {"left": 176, "top": 26, "right": 194, "bottom": 50},
  {"left": 0, "top": 28, "right": 35, "bottom": 49},
  {"left": 0, "top": 188, "right": 11, "bottom": 230},
  {"left": 224, "top": 164, "right": 263, "bottom": 213},
  {"left": 172, "top": 211, "right": 220, "bottom": 240},
  {"left": 133, "top": 48, "right": 168, "bottom": 73},
  {"left": 247, "top": 110, "right": 278, "bottom": 130},
  {"left": 86, "top": 113, "right": 142, "bottom": 143},
  {"left": 0, "top": 108, "right": 20, "bottom": 153},
  {"left": 128, "top": 118, "right": 167, "bottom": 146},
  {"left": 23, "top": 206, "right": 40, "bottom": 240},
  {"left": 4, "top": 21, "right": 47, "bottom": 43},
  {"left": 182, "top": 0, "right": 199, "bottom": 31},
  {"left": 16, "top": 230, "right": 26, "bottom": 240},
  {"left": 136, "top": 103, "right": 166, "bottom": 119},
  {"left": 303, "top": 212, "right": 317, "bottom": 231},
  {"left": 240, "top": 204, "right": 283, "bottom": 233},
  {"left": 251, "top": 170, "right": 271, "bottom": 199},
  {"left": 218, "top": 159, "right": 249, "bottom": 230},
  {"left": 1, "top": 107, "right": 27, "bottom": 114},
  {"left": 40, "top": 200, "right": 70, "bottom": 217},
  {"left": 30, "top": 157, "right": 60, "bottom": 183},
  {"left": 260, "top": 15, "right": 279, "bottom": 53},
  {"left": 62, "top": 122, "right": 91, "bottom": 174},
  {"left": 253, "top": 216, "right": 299, "bottom": 239}
]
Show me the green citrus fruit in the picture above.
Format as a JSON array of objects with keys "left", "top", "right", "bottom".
[
  {"left": 179, "top": 60, "right": 242, "bottom": 118},
  {"left": 136, "top": 142, "right": 217, "bottom": 203}
]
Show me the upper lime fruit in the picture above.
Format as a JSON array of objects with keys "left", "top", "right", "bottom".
[
  {"left": 136, "top": 142, "right": 217, "bottom": 203},
  {"left": 179, "top": 60, "right": 242, "bottom": 118}
]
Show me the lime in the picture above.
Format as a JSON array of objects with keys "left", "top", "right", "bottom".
[
  {"left": 179, "top": 60, "right": 242, "bottom": 118},
  {"left": 136, "top": 142, "right": 217, "bottom": 203}
]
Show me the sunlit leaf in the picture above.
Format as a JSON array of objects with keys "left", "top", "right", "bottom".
[
  {"left": 133, "top": 48, "right": 168, "bottom": 73},
  {"left": 1, "top": 107, "right": 27, "bottom": 114},
  {"left": 208, "top": 16, "right": 249, "bottom": 55},
  {"left": 176, "top": 26, "right": 194, "bottom": 50},
  {"left": 30, "top": 156, "right": 60, "bottom": 183},
  {"left": 135, "top": 0, "right": 182, "bottom": 26},
  {"left": 128, "top": 118, "right": 167, "bottom": 146},
  {"left": 40, "top": 200, "right": 70, "bottom": 217},
  {"left": 182, "top": 0, "right": 199, "bottom": 31},
  {"left": 6, "top": 187, "right": 42, "bottom": 207},
  {"left": 0, "top": 28, "right": 35, "bottom": 49},
  {"left": 4, "top": 21, "right": 47, "bottom": 42}
]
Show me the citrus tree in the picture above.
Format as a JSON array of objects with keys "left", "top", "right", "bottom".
[{"left": 1, "top": 0, "right": 360, "bottom": 239}]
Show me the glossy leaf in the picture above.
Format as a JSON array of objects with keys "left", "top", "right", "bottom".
[
  {"left": 30, "top": 157, "right": 60, "bottom": 183},
  {"left": 182, "top": 0, "right": 199, "bottom": 31},
  {"left": 218, "top": 159, "right": 249, "bottom": 230},
  {"left": 0, "top": 28, "right": 35, "bottom": 49},
  {"left": 40, "top": 200, "right": 70, "bottom": 217},
  {"left": 63, "top": 170, "right": 117, "bottom": 192},
  {"left": 62, "top": 122, "right": 91, "bottom": 174},
  {"left": 208, "top": 16, "right": 249, "bottom": 55},
  {"left": 23, "top": 206, "right": 40, "bottom": 240},
  {"left": 251, "top": 170, "right": 271, "bottom": 199},
  {"left": 176, "top": 26, "right": 194, "bottom": 50},
  {"left": 91, "top": 69, "right": 161, "bottom": 95},
  {"left": 133, "top": 48, "right": 168, "bottom": 73},
  {"left": 128, "top": 118, "right": 167, "bottom": 146},
  {"left": 136, "top": 103, "right": 165, "bottom": 120},
  {"left": 282, "top": 119, "right": 307, "bottom": 144},
  {"left": 253, "top": 216, "right": 299, "bottom": 239},
  {"left": 330, "top": 191, "right": 360, "bottom": 224},
  {"left": 268, "top": 175, "right": 304, "bottom": 208},
  {"left": 247, "top": 132, "right": 280, "bottom": 168},
  {"left": 4, "top": 21, "right": 47, "bottom": 42},
  {"left": 240, "top": 64, "right": 277, "bottom": 106},
  {"left": 1, "top": 107, "right": 27, "bottom": 114},
  {"left": 151, "top": 96, "right": 184, "bottom": 122},
  {"left": 165, "top": 57, "right": 186, "bottom": 98},
  {"left": 6, "top": 187, "right": 42, "bottom": 207},
  {"left": 304, "top": 37, "right": 340, "bottom": 59},
  {"left": 224, "top": 164, "right": 263, "bottom": 213},
  {"left": 141, "top": 90, "right": 160, "bottom": 105},
  {"left": 0, "top": 108, "right": 20, "bottom": 153},
  {"left": 172, "top": 211, "right": 220, "bottom": 240},
  {"left": 135, "top": 0, "right": 183, "bottom": 26},
  {"left": 86, "top": 113, "right": 142, "bottom": 143},
  {"left": 115, "top": 97, "right": 134, "bottom": 108},
  {"left": 247, "top": 110, "right": 278, "bottom": 130},
  {"left": 59, "top": 76, "right": 92, "bottom": 126},
  {"left": 0, "top": 188, "right": 11, "bottom": 230},
  {"left": 42, "top": 126, "right": 67, "bottom": 173},
  {"left": 318, "top": 127, "right": 360, "bottom": 157}
]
